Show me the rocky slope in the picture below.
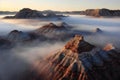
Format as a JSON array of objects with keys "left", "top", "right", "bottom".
[
  {"left": 30, "top": 35, "right": 120, "bottom": 80},
  {"left": 86, "top": 9, "right": 120, "bottom": 17},
  {"left": 35, "top": 22, "right": 73, "bottom": 40},
  {"left": 0, "top": 22, "right": 72, "bottom": 47},
  {"left": 7, "top": 30, "right": 33, "bottom": 42}
]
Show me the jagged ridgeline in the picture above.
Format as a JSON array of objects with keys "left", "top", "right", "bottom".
[{"left": 30, "top": 35, "right": 120, "bottom": 80}]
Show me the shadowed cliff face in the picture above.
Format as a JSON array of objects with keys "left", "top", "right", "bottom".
[
  {"left": 29, "top": 35, "right": 120, "bottom": 80},
  {"left": 14, "top": 8, "right": 44, "bottom": 19}
]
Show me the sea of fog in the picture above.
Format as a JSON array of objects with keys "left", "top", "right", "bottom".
[
  {"left": 0, "top": 14, "right": 120, "bottom": 80},
  {"left": 62, "top": 15, "right": 120, "bottom": 48},
  {"left": 0, "top": 14, "right": 120, "bottom": 47}
]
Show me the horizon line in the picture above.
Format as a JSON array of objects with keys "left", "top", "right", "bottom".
[{"left": 0, "top": 8, "right": 120, "bottom": 12}]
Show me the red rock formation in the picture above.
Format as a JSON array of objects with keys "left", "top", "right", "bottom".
[
  {"left": 30, "top": 35, "right": 120, "bottom": 80},
  {"left": 65, "top": 35, "right": 95, "bottom": 53}
]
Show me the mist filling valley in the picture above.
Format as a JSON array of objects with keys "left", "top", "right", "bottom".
[{"left": 0, "top": 14, "right": 120, "bottom": 80}]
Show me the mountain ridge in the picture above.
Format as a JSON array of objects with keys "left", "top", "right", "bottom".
[{"left": 29, "top": 35, "right": 120, "bottom": 80}]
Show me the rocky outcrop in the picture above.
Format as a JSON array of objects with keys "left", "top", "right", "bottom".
[
  {"left": 65, "top": 35, "right": 95, "bottom": 53},
  {"left": 7, "top": 30, "right": 32, "bottom": 42},
  {"left": 7, "top": 30, "right": 52, "bottom": 45},
  {"left": 36, "top": 23, "right": 68, "bottom": 33},
  {"left": 5, "top": 22, "right": 72, "bottom": 44},
  {"left": 35, "top": 22, "right": 73, "bottom": 40},
  {"left": 30, "top": 35, "right": 120, "bottom": 80},
  {"left": 4, "top": 8, "right": 43, "bottom": 19},
  {"left": 15, "top": 8, "right": 44, "bottom": 18},
  {"left": 86, "top": 9, "right": 120, "bottom": 17}
]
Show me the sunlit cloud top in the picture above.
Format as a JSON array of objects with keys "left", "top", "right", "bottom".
[{"left": 0, "top": 0, "right": 120, "bottom": 11}]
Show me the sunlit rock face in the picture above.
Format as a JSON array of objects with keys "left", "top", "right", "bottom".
[
  {"left": 31, "top": 35, "right": 120, "bottom": 80},
  {"left": 7, "top": 30, "right": 32, "bottom": 42},
  {"left": 65, "top": 35, "right": 95, "bottom": 53},
  {"left": 86, "top": 9, "right": 120, "bottom": 17},
  {"left": 35, "top": 23, "right": 73, "bottom": 40}
]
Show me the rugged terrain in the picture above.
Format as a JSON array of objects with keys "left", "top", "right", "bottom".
[
  {"left": 29, "top": 35, "right": 120, "bottom": 80},
  {"left": 0, "top": 21, "right": 105, "bottom": 50},
  {"left": 85, "top": 8, "right": 120, "bottom": 17},
  {"left": 35, "top": 22, "right": 73, "bottom": 40}
]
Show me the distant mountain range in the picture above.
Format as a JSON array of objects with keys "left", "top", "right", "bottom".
[
  {"left": 2, "top": 8, "right": 120, "bottom": 18},
  {"left": 0, "top": 11, "right": 17, "bottom": 15},
  {"left": 4, "top": 8, "right": 65, "bottom": 19},
  {"left": 86, "top": 8, "right": 120, "bottom": 17}
]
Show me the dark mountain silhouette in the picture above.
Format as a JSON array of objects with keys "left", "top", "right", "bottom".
[
  {"left": 15, "top": 8, "right": 44, "bottom": 18},
  {"left": 8, "top": 30, "right": 33, "bottom": 42},
  {"left": 4, "top": 8, "right": 65, "bottom": 19},
  {"left": 4, "top": 8, "right": 44, "bottom": 19}
]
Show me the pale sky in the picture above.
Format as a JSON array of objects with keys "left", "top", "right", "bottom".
[{"left": 0, "top": 0, "right": 120, "bottom": 11}]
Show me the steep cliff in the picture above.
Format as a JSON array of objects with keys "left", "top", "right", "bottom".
[{"left": 30, "top": 35, "right": 120, "bottom": 80}]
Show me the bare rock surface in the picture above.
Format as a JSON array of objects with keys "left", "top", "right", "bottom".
[{"left": 29, "top": 35, "right": 120, "bottom": 80}]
